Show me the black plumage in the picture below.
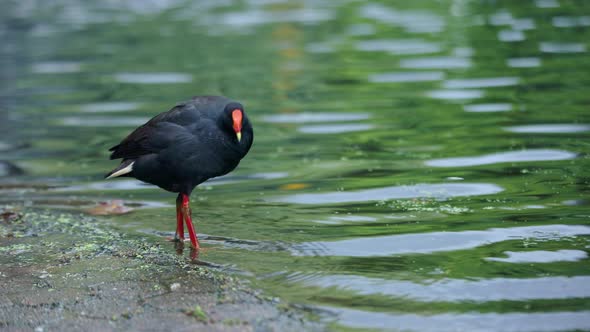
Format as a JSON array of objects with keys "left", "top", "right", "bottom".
[{"left": 106, "top": 95, "right": 253, "bottom": 249}]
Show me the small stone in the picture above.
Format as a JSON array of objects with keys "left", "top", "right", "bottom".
[{"left": 170, "top": 282, "right": 181, "bottom": 291}]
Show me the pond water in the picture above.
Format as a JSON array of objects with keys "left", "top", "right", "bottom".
[{"left": 1, "top": 0, "right": 590, "bottom": 330}]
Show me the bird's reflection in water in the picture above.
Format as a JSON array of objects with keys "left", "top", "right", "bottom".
[
  {"left": 174, "top": 241, "right": 221, "bottom": 266},
  {"left": 174, "top": 241, "right": 199, "bottom": 260}
]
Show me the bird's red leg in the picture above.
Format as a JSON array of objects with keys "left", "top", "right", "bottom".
[
  {"left": 181, "top": 193, "right": 200, "bottom": 250},
  {"left": 175, "top": 194, "right": 185, "bottom": 241}
]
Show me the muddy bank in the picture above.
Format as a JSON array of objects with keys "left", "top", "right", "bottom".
[{"left": 0, "top": 208, "right": 322, "bottom": 332}]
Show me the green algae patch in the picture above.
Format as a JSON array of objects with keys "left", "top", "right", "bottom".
[
  {"left": 0, "top": 243, "right": 33, "bottom": 255},
  {"left": 0, "top": 208, "right": 322, "bottom": 331},
  {"left": 186, "top": 305, "right": 209, "bottom": 323}
]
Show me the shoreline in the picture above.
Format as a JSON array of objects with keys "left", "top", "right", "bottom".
[{"left": 0, "top": 208, "right": 323, "bottom": 331}]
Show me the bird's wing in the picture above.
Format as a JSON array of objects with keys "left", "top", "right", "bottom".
[{"left": 108, "top": 104, "right": 198, "bottom": 160}]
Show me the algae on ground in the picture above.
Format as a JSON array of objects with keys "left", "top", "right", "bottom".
[
  {"left": 0, "top": 208, "right": 322, "bottom": 332},
  {"left": 186, "top": 305, "right": 209, "bottom": 323}
]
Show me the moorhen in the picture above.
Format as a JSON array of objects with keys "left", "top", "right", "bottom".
[{"left": 105, "top": 96, "right": 254, "bottom": 250}]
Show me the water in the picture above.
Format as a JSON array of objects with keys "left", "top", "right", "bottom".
[{"left": 1, "top": 1, "right": 590, "bottom": 331}]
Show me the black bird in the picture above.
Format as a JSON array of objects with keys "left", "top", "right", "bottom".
[{"left": 106, "top": 96, "right": 254, "bottom": 250}]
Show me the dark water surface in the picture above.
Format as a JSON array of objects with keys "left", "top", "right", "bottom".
[{"left": 2, "top": 1, "right": 590, "bottom": 330}]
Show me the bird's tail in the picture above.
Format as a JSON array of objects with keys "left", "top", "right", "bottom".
[{"left": 105, "top": 160, "right": 135, "bottom": 179}]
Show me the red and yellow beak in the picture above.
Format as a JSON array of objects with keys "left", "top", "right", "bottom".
[{"left": 232, "top": 109, "right": 243, "bottom": 142}]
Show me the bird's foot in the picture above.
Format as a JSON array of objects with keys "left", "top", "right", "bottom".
[
  {"left": 189, "top": 247, "right": 199, "bottom": 260},
  {"left": 166, "top": 236, "right": 190, "bottom": 243}
]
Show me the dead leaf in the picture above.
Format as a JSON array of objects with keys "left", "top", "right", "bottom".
[
  {"left": 1, "top": 209, "right": 22, "bottom": 223},
  {"left": 85, "top": 200, "right": 133, "bottom": 215}
]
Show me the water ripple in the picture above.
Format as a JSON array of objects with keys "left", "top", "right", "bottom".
[
  {"left": 305, "top": 42, "right": 335, "bottom": 54},
  {"left": 208, "top": 8, "right": 334, "bottom": 27},
  {"left": 60, "top": 116, "right": 149, "bottom": 127},
  {"left": 272, "top": 183, "right": 503, "bottom": 205},
  {"left": 540, "top": 42, "right": 586, "bottom": 53},
  {"left": 114, "top": 72, "right": 193, "bottom": 84},
  {"left": 306, "top": 274, "right": 590, "bottom": 301},
  {"left": 346, "top": 23, "right": 375, "bottom": 36},
  {"left": 369, "top": 71, "right": 444, "bottom": 83},
  {"left": 426, "top": 149, "right": 576, "bottom": 167},
  {"left": 79, "top": 102, "right": 142, "bottom": 113},
  {"left": 485, "top": 250, "right": 588, "bottom": 263},
  {"left": 504, "top": 124, "right": 590, "bottom": 134},
  {"left": 359, "top": 3, "right": 445, "bottom": 34},
  {"left": 552, "top": 16, "right": 590, "bottom": 28},
  {"left": 507, "top": 57, "right": 541, "bottom": 68},
  {"left": 535, "top": 0, "right": 560, "bottom": 8},
  {"left": 356, "top": 39, "right": 442, "bottom": 55},
  {"left": 291, "top": 224, "right": 590, "bottom": 257},
  {"left": 312, "top": 215, "right": 378, "bottom": 225},
  {"left": 498, "top": 30, "right": 525, "bottom": 42},
  {"left": 489, "top": 11, "right": 515, "bottom": 26},
  {"left": 56, "top": 171, "right": 288, "bottom": 192},
  {"left": 298, "top": 124, "right": 373, "bottom": 134},
  {"left": 31, "top": 61, "right": 81, "bottom": 74},
  {"left": 55, "top": 179, "right": 155, "bottom": 192},
  {"left": 400, "top": 56, "right": 472, "bottom": 69},
  {"left": 262, "top": 112, "right": 369, "bottom": 124},
  {"left": 464, "top": 103, "right": 512, "bottom": 112},
  {"left": 325, "top": 306, "right": 590, "bottom": 332},
  {"left": 443, "top": 77, "right": 520, "bottom": 89},
  {"left": 512, "top": 18, "right": 536, "bottom": 30},
  {"left": 427, "top": 89, "right": 484, "bottom": 100}
]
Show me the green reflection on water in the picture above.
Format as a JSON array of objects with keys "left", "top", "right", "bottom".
[{"left": 2, "top": 0, "right": 590, "bottom": 330}]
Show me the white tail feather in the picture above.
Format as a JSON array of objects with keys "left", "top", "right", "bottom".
[{"left": 106, "top": 161, "right": 134, "bottom": 179}]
